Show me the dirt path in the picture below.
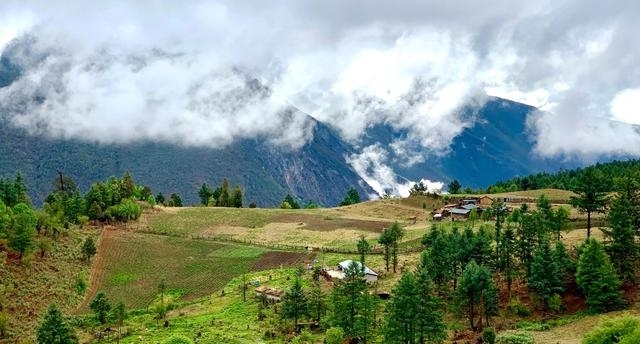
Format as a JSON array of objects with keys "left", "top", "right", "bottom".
[{"left": 75, "top": 226, "right": 119, "bottom": 313}]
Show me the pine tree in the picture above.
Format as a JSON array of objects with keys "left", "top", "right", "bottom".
[
  {"left": 385, "top": 272, "right": 419, "bottom": 343},
  {"left": 415, "top": 264, "right": 447, "bottom": 344},
  {"left": 82, "top": 237, "right": 97, "bottom": 263},
  {"left": 330, "top": 262, "right": 374, "bottom": 340},
  {"left": 528, "top": 239, "right": 564, "bottom": 310},
  {"left": 112, "top": 301, "right": 127, "bottom": 343},
  {"left": 576, "top": 239, "right": 625, "bottom": 313},
  {"left": 308, "top": 281, "right": 326, "bottom": 325},
  {"left": 357, "top": 235, "right": 371, "bottom": 271},
  {"left": 36, "top": 304, "right": 78, "bottom": 344},
  {"left": 231, "top": 186, "right": 243, "bottom": 208},
  {"left": 454, "top": 261, "right": 498, "bottom": 330},
  {"left": 280, "top": 276, "right": 310, "bottom": 329},
  {"left": 90, "top": 291, "right": 112, "bottom": 325},
  {"left": 10, "top": 203, "right": 37, "bottom": 260},
  {"left": 570, "top": 168, "right": 609, "bottom": 238},
  {"left": 198, "top": 183, "right": 213, "bottom": 206},
  {"left": 603, "top": 191, "right": 637, "bottom": 282},
  {"left": 218, "top": 179, "right": 230, "bottom": 207}
]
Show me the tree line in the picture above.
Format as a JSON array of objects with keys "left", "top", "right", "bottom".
[{"left": 198, "top": 178, "right": 243, "bottom": 208}]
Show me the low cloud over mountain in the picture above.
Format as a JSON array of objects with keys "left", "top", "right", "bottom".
[{"left": 1, "top": 1, "right": 640, "bottom": 197}]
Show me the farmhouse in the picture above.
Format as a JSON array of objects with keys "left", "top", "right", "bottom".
[
  {"left": 478, "top": 196, "right": 494, "bottom": 206},
  {"left": 326, "top": 259, "right": 378, "bottom": 284},
  {"left": 450, "top": 207, "right": 471, "bottom": 220}
]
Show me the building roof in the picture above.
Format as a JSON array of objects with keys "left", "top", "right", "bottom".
[
  {"left": 461, "top": 204, "right": 480, "bottom": 211},
  {"left": 450, "top": 208, "right": 471, "bottom": 215},
  {"left": 338, "top": 259, "right": 378, "bottom": 276}
]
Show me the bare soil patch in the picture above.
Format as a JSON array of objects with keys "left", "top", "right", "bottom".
[
  {"left": 250, "top": 251, "right": 315, "bottom": 272},
  {"left": 272, "top": 213, "right": 391, "bottom": 232}
]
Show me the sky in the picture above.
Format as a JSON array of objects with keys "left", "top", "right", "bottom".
[{"left": 1, "top": 1, "right": 639, "bottom": 195}]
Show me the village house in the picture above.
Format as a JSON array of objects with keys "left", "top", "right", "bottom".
[
  {"left": 326, "top": 259, "right": 378, "bottom": 284},
  {"left": 478, "top": 196, "right": 494, "bottom": 206}
]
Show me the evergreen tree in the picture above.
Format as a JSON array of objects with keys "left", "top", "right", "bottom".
[
  {"left": 379, "top": 228, "right": 393, "bottom": 272},
  {"left": 82, "top": 237, "right": 97, "bottom": 263},
  {"left": 385, "top": 272, "right": 419, "bottom": 344},
  {"left": 528, "top": 239, "right": 564, "bottom": 310},
  {"left": 603, "top": 191, "right": 637, "bottom": 282},
  {"left": 448, "top": 180, "right": 461, "bottom": 194},
  {"left": 422, "top": 230, "right": 454, "bottom": 296},
  {"left": 357, "top": 235, "right": 371, "bottom": 271},
  {"left": 282, "top": 193, "right": 300, "bottom": 209},
  {"left": 388, "top": 222, "right": 404, "bottom": 273},
  {"left": 198, "top": 183, "right": 213, "bottom": 206},
  {"left": 415, "top": 264, "right": 447, "bottom": 344},
  {"left": 339, "top": 187, "right": 361, "bottom": 206},
  {"left": 330, "top": 262, "right": 375, "bottom": 340},
  {"left": 280, "top": 276, "right": 310, "bottom": 329},
  {"left": 120, "top": 172, "right": 135, "bottom": 199},
  {"left": 167, "top": 193, "right": 182, "bottom": 207},
  {"left": 497, "top": 227, "right": 516, "bottom": 294},
  {"left": 309, "top": 281, "right": 326, "bottom": 325},
  {"left": 36, "top": 304, "right": 78, "bottom": 344},
  {"left": 112, "top": 301, "right": 127, "bottom": 343},
  {"left": 10, "top": 203, "right": 37, "bottom": 260},
  {"left": 570, "top": 168, "right": 609, "bottom": 238},
  {"left": 454, "top": 261, "right": 498, "bottom": 330},
  {"left": 576, "top": 239, "right": 625, "bottom": 313},
  {"left": 155, "top": 192, "right": 165, "bottom": 205},
  {"left": 90, "top": 291, "right": 112, "bottom": 325},
  {"left": 231, "top": 186, "right": 243, "bottom": 208},
  {"left": 218, "top": 178, "right": 230, "bottom": 207}
]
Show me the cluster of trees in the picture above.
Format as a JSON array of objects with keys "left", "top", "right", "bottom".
[
  {"left": 36, "top": 291, "right": 127, "bottom": 344},
  {"left": 338, "top": 187, "right": 361, "bottom": 206},
  {"left": 487, "top": 160, "right": 640, "bottom": 193},
  {"left": 198, "top": 178, "right": 243, "bottom": 208}
]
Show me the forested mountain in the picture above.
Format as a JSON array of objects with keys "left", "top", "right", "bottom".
[
  {"left": 487, "top": 159, "right": 640, "bottom": 193},
  {"left": 0, "top": 117, "right": 373, "bottom": 207}
]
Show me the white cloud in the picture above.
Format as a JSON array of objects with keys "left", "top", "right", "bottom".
[
  {"left": 611, "top": 89, "right": 640, "bottom": 125},
  {"left": 0, "top": 0, "right": 639, "bottom": 160}
]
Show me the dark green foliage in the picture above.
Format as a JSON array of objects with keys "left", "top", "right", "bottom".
[
  {"left": 280, "top": 276, "right": 310, "bottom": 328},
  {"left": 112, "top": 301, "right": 127, "bottom": 341},
  {"left": 218, "top": 178, "right": 230, "bottom": 207},
  {"left": 498, "top": 227, "right": 516, "bottom": 294},
  {"left": 339, "top": 187, "right": 361, "bottom": 206},
  {"left": 454, "top": 261, "right": 498, "bottom": 330},
  {"left": 167, "top": 193, "right": 182, "bottom": 207},
  {"left": 482, "top": 327, "right": 496, "bottom": 344},
  {"left": 330, "top": 262, "right": 377, "bottom": 340},
  {"left": 576, "top": 239, "right": 625, "bottom": 313},
  {"left": 198, "top": 183, "right": 213, "bottom": 206},
  {"left": 356, "top": 235, "right": 371, "bottom": 270},
  {"left": 604, "top": 190, "right": 637, "bottom": 282},
  {"left": 36, "top": 304, "right": 78, "bottom": 344},
  {"left": 82, "top": 237, "right": 97, "bottom": 262},
  {"left": 231, "top": 186, "right": 243, "bottom": 208},
  {"left": 528, "top": 239, "right": 564, "bottom": 310},
  {"left": 282, "top": 193, "right": 300, "bottom": 209},
  {"left": 495, "top": 331, "right": 534, "bottom": 344},
  {"left": 90, "top": 291, "right": 111, "bottom": 325},
  {"left": 0, "top": 172, "right": 30, "bottom": 207},
  {"left": 325, "top": 327, "right": 345, "bottom": 344},
  {"left": 487, "top": 159, "right": 640, "bottom": 194},
  {"left": 582, "top": 316, "right": 640, "bottom": 344},
  {"left": 385, "top": 268, "right": 446, "bottom": 344},
  {"left": 156, "top": 192, "right": 165, "bottom": 205},
  {"left": 569, "top": 168, "right": 609, "bottom": 238},
  {"left": 309, "top": 281, "right": 326, "bottom": 324},
  {"left": 448, "top": 179, "right": 461, "bottom": 194},
  {"left": 9, "top": 202, "right": 36, "bottom": 260},
  {"left": 379, "top": 222, "right": 404, "bottom": 273}
]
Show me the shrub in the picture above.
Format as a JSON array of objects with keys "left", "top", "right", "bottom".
[
  {"left": 507, "top": 298, "right": 531, "bottom": 317},
  {"left": 582, "top": 316, "right": 640, "bottom": 344},
  {"left": 75, "top": 277, "right": 87, "bottom": 295},
  {"left": 496, "top": 332, "right": 535, "bottom": 344},
  {"left": 482, "top": 327, "right": 496, "bottom": 344},
  {"left": 548, "top": 293, "right": 563, "bottom": 313},
  {"left": 163, "top": 335, "right": 193, "bottom": 344},
  {"left": 325, "top": 327, "right": 345, "bottom": 344}
]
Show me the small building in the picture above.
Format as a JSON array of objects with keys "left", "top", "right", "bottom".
[
  {"left": 450, "top": 208, "right": 471, "bottom": 220},
  {"left": 433, "top": 213, "right": 443, "bottom": 221},
  {"left": 479, "top": 196, "right": 494, "bottom": 206},
  {"left": 328, "top": 260, "right": 378, "bottom": 284}
]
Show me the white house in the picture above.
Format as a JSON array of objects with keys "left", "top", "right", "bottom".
[{"left": 326, "top": 259, "right": 378, "bottom": 284}]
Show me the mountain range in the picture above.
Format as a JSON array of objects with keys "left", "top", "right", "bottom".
[{"left": 0, "top": 96, "right": 600, "bottom": 207}]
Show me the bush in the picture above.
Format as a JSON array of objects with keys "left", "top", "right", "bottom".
[
  {"left": 582, "top": 316, "right": 640, "bottom": 344},
  {"left": 496, "top": 332, "right": 535, "bottom": 344},
  {"left": 507, "top": 298, "right": 532, "bottom": 317},
  {"left": 325, "top": 327, "right": 345, "bottom": 344},
  {"left": 482, "top": 327, "right": 496, "bottom": 344},
  {"left": 163, "top": 335, "right": 193, "bottom": 344},
  {"left": 548, "top": 293, "right": 563, "bottom": 313}
]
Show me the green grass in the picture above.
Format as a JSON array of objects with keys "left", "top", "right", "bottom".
[
  {"left": 86, "top": 232, "right": 267, "bottom": 310},
  {"left": 147, "top": 207, "right": 279, "bottom": 236}
]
